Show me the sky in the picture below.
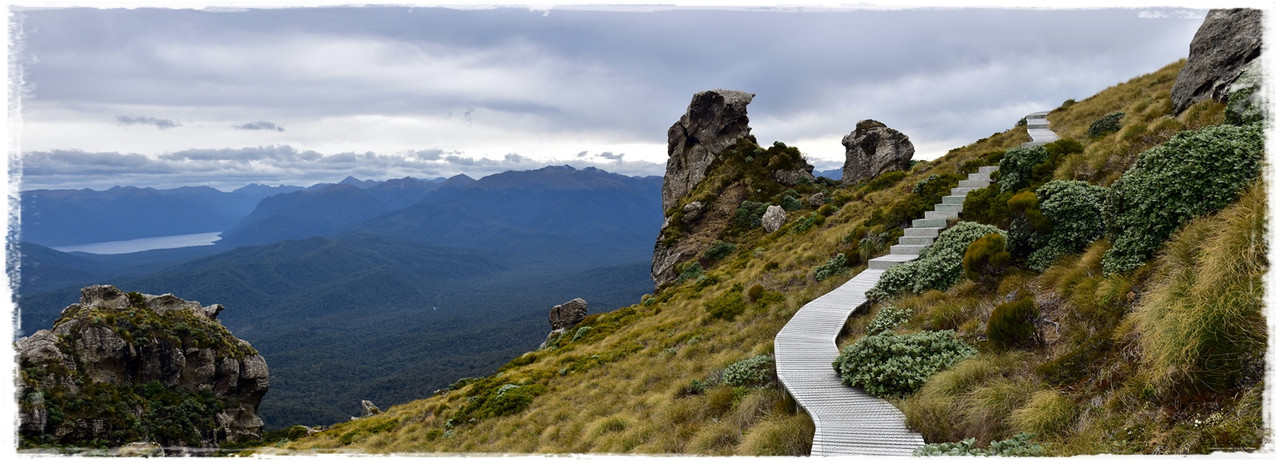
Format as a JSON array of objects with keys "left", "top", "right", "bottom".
[{"left": 6, "top": 1, "right": 1218, "bottom": 191}]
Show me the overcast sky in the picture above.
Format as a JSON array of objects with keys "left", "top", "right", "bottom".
[{"left": 9, "top": 2, "right": 1213, "bottom": 191}]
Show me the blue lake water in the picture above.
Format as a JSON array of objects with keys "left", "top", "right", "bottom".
[{"left": 52, "top": 232, "right": 223, "bottom": 255}]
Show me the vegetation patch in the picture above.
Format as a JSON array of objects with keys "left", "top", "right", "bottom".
[
  {"left": 721, "top": 355, "right": 777, "bottom": 389},
  {"left": 832, "top": 330, "right": 976, "bottom": 398},
  {"left": 868, "top": 222, "right": 1005, "bottom": 301}
]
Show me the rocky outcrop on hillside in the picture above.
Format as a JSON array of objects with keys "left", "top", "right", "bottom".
[
  {"left": 662, "top": 89, "right": 756, "bottom": 211},
  {"left": 842, "top": 119, "right": 915, "bottom": 186},
  {"left": 540, "top": 298, "right": 589, "bottom": 349},
  {"left": 1171, "top": 8, "right": 1263, "bottom": 114},
  {"left": 652, "top": 90, "right": 820, "bottom": 289},
  {"left": 17, "top": 285, "right": 268, "bottom": 451}
]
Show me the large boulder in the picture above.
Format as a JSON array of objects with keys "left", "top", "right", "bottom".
[
  {"left": 1171, "top": 8, "right": 1263, "bottom": 114},
  {"left": 662, "top": 89, "right": 755, "bottom": 211},
  {"left": 761, "top": 205, "right": 787, "bottom": 233},
  {"left": 17, "top": 285, "right": 269, "bottom": 451},
  {"left": 841, "top": 119, "right": 915, "bottom": 186},
  {"left": 549, "top": 298, "right": 588, "bottom": 330}
]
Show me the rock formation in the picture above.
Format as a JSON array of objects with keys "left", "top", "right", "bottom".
[
  {"left": 662, "top": 89, "right": 756, "bottom": 211},
  {"left": 1171, "top": 8, "right": 1263, "bottom": 114},
  {"left": 17, "top": 285, "right": 269, "bottom": 451},
  {"left": 361, "top": 400, "right": 382, "bottom": 417},
  {"left": 540, "top": 298, "right": 589, "bottom": 349},
  {"left": 841, "top": 119, "right": 915, "bottom": 186},
  {"left": 762, "top": 205, "right": 787, "bottom": 233}
]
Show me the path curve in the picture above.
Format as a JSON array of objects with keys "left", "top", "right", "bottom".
[{"left": 774, "top": 111, "right": 1054, "bottom": 456}]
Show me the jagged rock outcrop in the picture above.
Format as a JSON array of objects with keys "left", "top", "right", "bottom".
[
  {"left": 549, "top": 298, "right": 588, "bottom": 330},
  {"left": 661, "top": 89, "right": 755, "bottom": 211},
  {"left": 361, "top": 400, "right": 382, "bottom": 417},
  {"left": 17, "top": 285, "right": 269, "bottom": 451},
  {"left": 1171, "top": 8, "right": 1263, "bottom": 114},
  {"left": 841, "top": 119, "right": 915, "bottom": 186},
  {"left": 762, "top": 205, "right": 787, "bottom": 233},
  {"left": 540, "top": 298, "right": 589, "bottom": 349}
]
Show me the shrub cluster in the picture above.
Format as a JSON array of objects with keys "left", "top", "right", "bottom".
[
  {"left": 832, "top": 330, "right": 976, "bottom": 398},
  {"left": 866, "top": 305, "right": 912, "bottom": 335},
  {"left": 997, "top": 146, "right": 1048, "bottom": 193},
  {"left": 914, "top": 433, "right": 1045, "bottom": 457},
  {"left": 963, "top": 233, "right": 1011, "bottom": 290},
  {"left": 1102, "top": 123, "right": 1264, "bottom": 274},
  {"left": 705, "top": 285, "right": 747, "bottom": 320},
  {"left": 868, "top": 222, "right": 1005, "bottom": 301},
  {"left": 675, "top": 261, "right": 705, "bottom": 283},
  {"left": 733, "top": 200, "right": 771, "bottom": 230},
  {"left": 1088, "top": 111, "right": 1125, "bottom": 138},
  {"left": 781, "top": 195, "right": 803, "bottom": 212},
  {"left": 986, "top": 297, "right": 1041, "bottom": 350},
  {"left": 1026, "top": 180, "right": 1107, "bottom": 271},
  {"left": 701, "top": 241, "right": 737, "bottom": 263},
  {"left": 813, "top": 253, "right": 850, "bottom": 282},
  {"left": 722, "top": 355, "right": 777, "bottom": 389}
]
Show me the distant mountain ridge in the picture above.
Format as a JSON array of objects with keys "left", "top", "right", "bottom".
[{"left": 19, "top": 184, "right": 302, "bottom": 247}]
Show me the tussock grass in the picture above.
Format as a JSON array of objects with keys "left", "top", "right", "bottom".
[
  {"left": 737, "top": 412, "right": 814, "bottom": 455},
  {"left": 1130, "top": 181, "right": 1267, "bottom": 399}
]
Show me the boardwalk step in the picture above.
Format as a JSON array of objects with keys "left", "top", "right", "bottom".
[
  {"left": 912, "top": 217, "right": 947, "bottom": 228},
  {"left": 868, "top": 253, "right": 918, "bottom": 269},
  {"left": 924, "top": 210, "right": 957, "bottom": 220},
  {"left": 934, "top": 203, "right": 962, "bottom": 213},
  {"left": 958, "top": 179, "right": 989, "bottom": 188},
  {"left": 978, "top": 165, "right": 998, "bottom": 174},
  {"left": 890, "top": 244, "right": 926, "bottom": 255},
  {"left": 941, "top": 195, "right": 968, "bottom": 205},
  {"left": 896, "top": 236, "right": 933, "bottom": 246},
  {"left": 904, "top": 227, "right": 942, "bottom": 237}
]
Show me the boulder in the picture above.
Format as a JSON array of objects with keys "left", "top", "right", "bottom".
[
  {"left": 681, "top": 201, "right": 705, "bottom": 223},
  {"left": 762, "top": 205, "right": 787, "bottom": 233},
  {"left": 809, "top": 192, "right": 826, "bottom": 207},
  {"left": 361, "top": 400, "right": 382, "bottom": 417},
  {"left": 772, "top": 166, "right": 815, "bottom": 186},
  {"left": 1171, "top": 9, "right": 1263, "bottom": 114},
  {"left": 662, "top": 89, "right": 755, "bottom": 211},
  {"left": 17, "top": 285, "right": 269, "bottom": 450},
  {"left": 548, "top": 298, "right": 588, "bottom": 330},
  {"left": 841, "top": 119, "right": 915, "bottom": 186}
]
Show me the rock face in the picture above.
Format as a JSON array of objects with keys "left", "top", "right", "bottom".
[
  {"left": 761, "top": 205, "right": 787, "bottom": 233},
  {"left": 662, "top": 89, "right": 756, "bottom": 211},
  {"left": 549, "top": 298, "right": 588, "bottom": 330},
  {"left": 540, "top": 298, "right": 589, "bottom": 349},
  {"left": 1171, "top": 9, "right": 1263, "bottom": 114},
  {"left": 17, "top": 285, "right": 269, "bottom": 450},
  {"left": 841, "top": 119, "right": 915, "bottom": 186}
]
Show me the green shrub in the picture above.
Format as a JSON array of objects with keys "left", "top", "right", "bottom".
[
  {"left": 781, "top": 195, "right": 803, "bottom": 211},
  {"left": 866, "top": 305, "right": 912, "bottom": 335},
  {"left": 722, "top": 355, "right": 777, "bottom": 389},
  {"left": 1088, "top": 111, "right": 1125, "bottom": 138},
  {"left": 1004, "top": 190, "right": 1049, "bottom": 262},
  {"left": 1102, "top": 123, "right": 1264, "bottom": 274},
  {"left": 746, "top": 284, "right": 765, "bottom": 303},
  {"left": 813, "top": 253, "right": 849, "bottom": 282},
  {"left": 705, "top": 285, "right": 747, "bottom": 321},
  {"left": 997, "top": 146, "right": 1047, "bottom": 193},
  {"left": 959, "top": 185, "right": 1013, "bottom": 228},
  {"left": 915, "top": 433, "right": 1045, "bottom": 456},
  {"left": 817, "top": 203, "right": 838, "bottom": 217},
  {"left": 868, "top": 222, "right": 1005, "bottom": 301},
  {"left": 701, "top": 241, "right": 737, "bottom": 263},
  {"left": 862, "top": 170, "right": 907, "bottom": 193},
  {"left": 733, "top": 201, "right": 770, "bottom": 230},
  {"left": 832, "top": 330, "right": 976, "bottom": 398},
  {"left": 1026, "top": 180, "right": 1107, "bottom": 271},
  {"left": 986, "top": 297, "right": 1040, "bottom": 350},
  {"left": 571, "top": 326, "right": 592, "bottom": 342},
  {"left": 676, "top": 261, "right": 705, "bottom": 283},
  {"left": 963, "top": 233, "right": 1011, "bottom": 290}
]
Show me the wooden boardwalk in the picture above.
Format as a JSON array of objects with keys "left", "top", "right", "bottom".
[{"left": 771, "top": 110, "right": 1074, "bottom": 454}]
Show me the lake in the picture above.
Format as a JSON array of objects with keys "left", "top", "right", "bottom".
[{"left": 52, "top": 232, "right": 223, "bottom": 255}]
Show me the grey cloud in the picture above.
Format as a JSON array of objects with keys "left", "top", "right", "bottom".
[
  {"left": 232, "top": 120, "right": 285, "bottom": 131},
  {"left": 598, "top": 152, "right": 624, "bottom": 161},
  {"left": 114, "top": 115, "right": 181, "bottom": 129}
]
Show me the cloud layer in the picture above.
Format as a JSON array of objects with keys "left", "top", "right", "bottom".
[{"left": 12, "top": 6, "right": 1208, "bottom": 190}]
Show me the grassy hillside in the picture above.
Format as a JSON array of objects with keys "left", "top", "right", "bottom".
[{"left": 267, "top": 59, "right": 1267, "bottom": 455}]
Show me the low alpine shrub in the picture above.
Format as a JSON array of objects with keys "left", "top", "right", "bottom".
[
  {"left": 1102, "top": 123, "right": 1264, "bottom": 274},
  {"left": 986, "top": 297, "right": 1040, "bottom": 350},
  {"left": 705, "top": 285, "right": 747, "bottom": 321},
  {"left": 1088, "top": 111, "right": 1125, "bottom": 138},
  {"left": 722, "top": 355, "right": 777, "bottom": 389},
  {"left": 1026, "top": 180, "right": 1107, "bottom": 271},
  {"left": 814, "top": 253, "right": 849, "bottom": 282},
  {"left": 866, "top": 305, "right": 912, "bottom": 335},
  {"left": 997, "top": 146, "right": 1047, "bottom": 193},
  {"left": 701, "top": 241, "right": 737, "bottom": 263},
  {"left": 868, "top": 222, "right": 1005, "bottom": 301},
  {"left": 832, "top": 330, "right": 976, "bottom": 398},
  {"left": 963, "top": 233, "right": 1011, "bottom": 290}
]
